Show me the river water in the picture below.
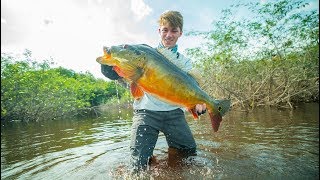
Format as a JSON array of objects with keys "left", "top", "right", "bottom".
[{"left": 1, "top": 103, "right": 319, "bottom": 179}]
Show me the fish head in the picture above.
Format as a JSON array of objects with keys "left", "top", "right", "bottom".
[
  {"left": 217, "top": 99, "right": 231, "bottom": 117},
  {"left": 96, "top": 44, "right": 147, "bottom": 66}
]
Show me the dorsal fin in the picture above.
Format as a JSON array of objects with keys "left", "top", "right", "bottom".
[
  {"left": 130, "top": 82, "right": 144, "bottom": 100},
  {"left": 188, "top": 107, "right": 199, "bottom": 120},
  {"left": 139, "top": 44, "right": 153, "bottom": 48}
]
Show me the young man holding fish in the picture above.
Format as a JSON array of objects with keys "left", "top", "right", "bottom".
[{"left": 101, "top": 11, "right": 207, "bottom": 172}]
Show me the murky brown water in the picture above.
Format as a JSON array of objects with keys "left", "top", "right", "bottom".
[{"left": 1, "top": 103, "right": 319, "bottom": 179}]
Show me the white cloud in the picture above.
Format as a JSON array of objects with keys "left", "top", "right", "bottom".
[
  {"left": 1, "top": 0, "right": 156, "bottom": 78},
  {"left": 131, "top": 0, "right": 152, "bottom": 21}
]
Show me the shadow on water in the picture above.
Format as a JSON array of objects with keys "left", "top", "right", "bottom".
[{"left": 1, "top": 103, "right": 319, "bottom": 179}]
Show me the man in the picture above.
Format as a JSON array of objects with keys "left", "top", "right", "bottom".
[{"left": 101, "top": 10, "right": 206, "bottom": 172}]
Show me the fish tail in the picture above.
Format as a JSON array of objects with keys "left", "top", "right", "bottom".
[{"left": 207, "top": 99, "right": 231, "bottom": 132}]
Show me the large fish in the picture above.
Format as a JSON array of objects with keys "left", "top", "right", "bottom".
[{"left": 96, "top": 44, "right": 230, "bottom": 132}]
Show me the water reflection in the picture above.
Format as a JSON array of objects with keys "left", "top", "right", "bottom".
[
  {"left": 1, "top": 103, "right": 319, "bottom": 179},
  {"left": 189, "top": 103, "right": 319, "bottom": 179}
]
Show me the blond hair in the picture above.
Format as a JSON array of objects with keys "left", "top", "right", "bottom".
[{"left": 158, "top": 11, "right": 183, "bottom": 31}]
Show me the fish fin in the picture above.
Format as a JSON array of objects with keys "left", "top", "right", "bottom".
[
  {"left": 209, "top": 112, "right": 222, "bottom": 132},
  {"left": 188, "top": 108, "right": 199, "bottom": 120},
  {"left": 113, "top": 66, "right": 125, "bottom": 77},
  {"left": 139, "top": 44, "right": 154, "bottom": 48},
  {"left": 130, "top": 83, "right": 144, "bottom": 99},
  {"left": 207, "top": 99, "right": 231, "bottom": 132}
]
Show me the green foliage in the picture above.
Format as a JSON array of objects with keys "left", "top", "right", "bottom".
[
  {"left": 1, "top": 51, "right": 129, "bottom": 122},
  {"left": 186, "top": 0, "right": 319, "bottom": 110}
]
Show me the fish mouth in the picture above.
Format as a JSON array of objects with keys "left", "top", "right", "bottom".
[{"left": 96, "top": 47, "right": 111, "bottom": 64}]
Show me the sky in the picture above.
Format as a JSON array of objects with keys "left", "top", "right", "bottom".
[{"left": 1, "top": 0, "right": 319, "bottom": 79}]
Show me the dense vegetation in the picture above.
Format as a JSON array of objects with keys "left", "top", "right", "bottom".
[
  {"left": 186, "top": 0, "right": 319, "bottom": 110},
  {"left": 1, "top": 50, "right": 130, "bottom": 122}
]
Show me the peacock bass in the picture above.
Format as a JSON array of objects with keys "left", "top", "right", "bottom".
[{"left": 96, "top": 44, "right": 230, "bottom": 132}]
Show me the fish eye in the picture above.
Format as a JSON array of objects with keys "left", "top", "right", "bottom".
[{"left": 218, "top": 106, "right": 222, "bottom": 112}]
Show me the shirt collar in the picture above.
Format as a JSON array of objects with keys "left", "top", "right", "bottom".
[{"left": 158, "top": 42, "right": 178, "bottom": 53}]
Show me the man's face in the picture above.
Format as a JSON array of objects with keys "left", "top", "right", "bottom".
[{"left": 158, "top": 24, "right": 182, "bottom": 48}]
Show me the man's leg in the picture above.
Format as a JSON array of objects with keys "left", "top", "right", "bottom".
[
  {"left": 130, "top": 110, "right": 160, "bottom": 172},
  {"left": 163, "top": 109, "right": 197, "bottom": 167}
]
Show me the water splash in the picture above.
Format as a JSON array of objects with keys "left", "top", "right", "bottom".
[
  {"left": 126, "top": 83, "right": 133, "bottom": 106},
  {"left": 115, "top": 81, "right": 122, "bottom": 119}
]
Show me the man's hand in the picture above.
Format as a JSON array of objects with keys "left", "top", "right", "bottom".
[{"left": 195, "top": 103, "right": 207, "bottom": 115}]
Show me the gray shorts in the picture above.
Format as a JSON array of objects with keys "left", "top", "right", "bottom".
[{"left": 130, "top": 108, "right": 196, "bottom": 171}]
